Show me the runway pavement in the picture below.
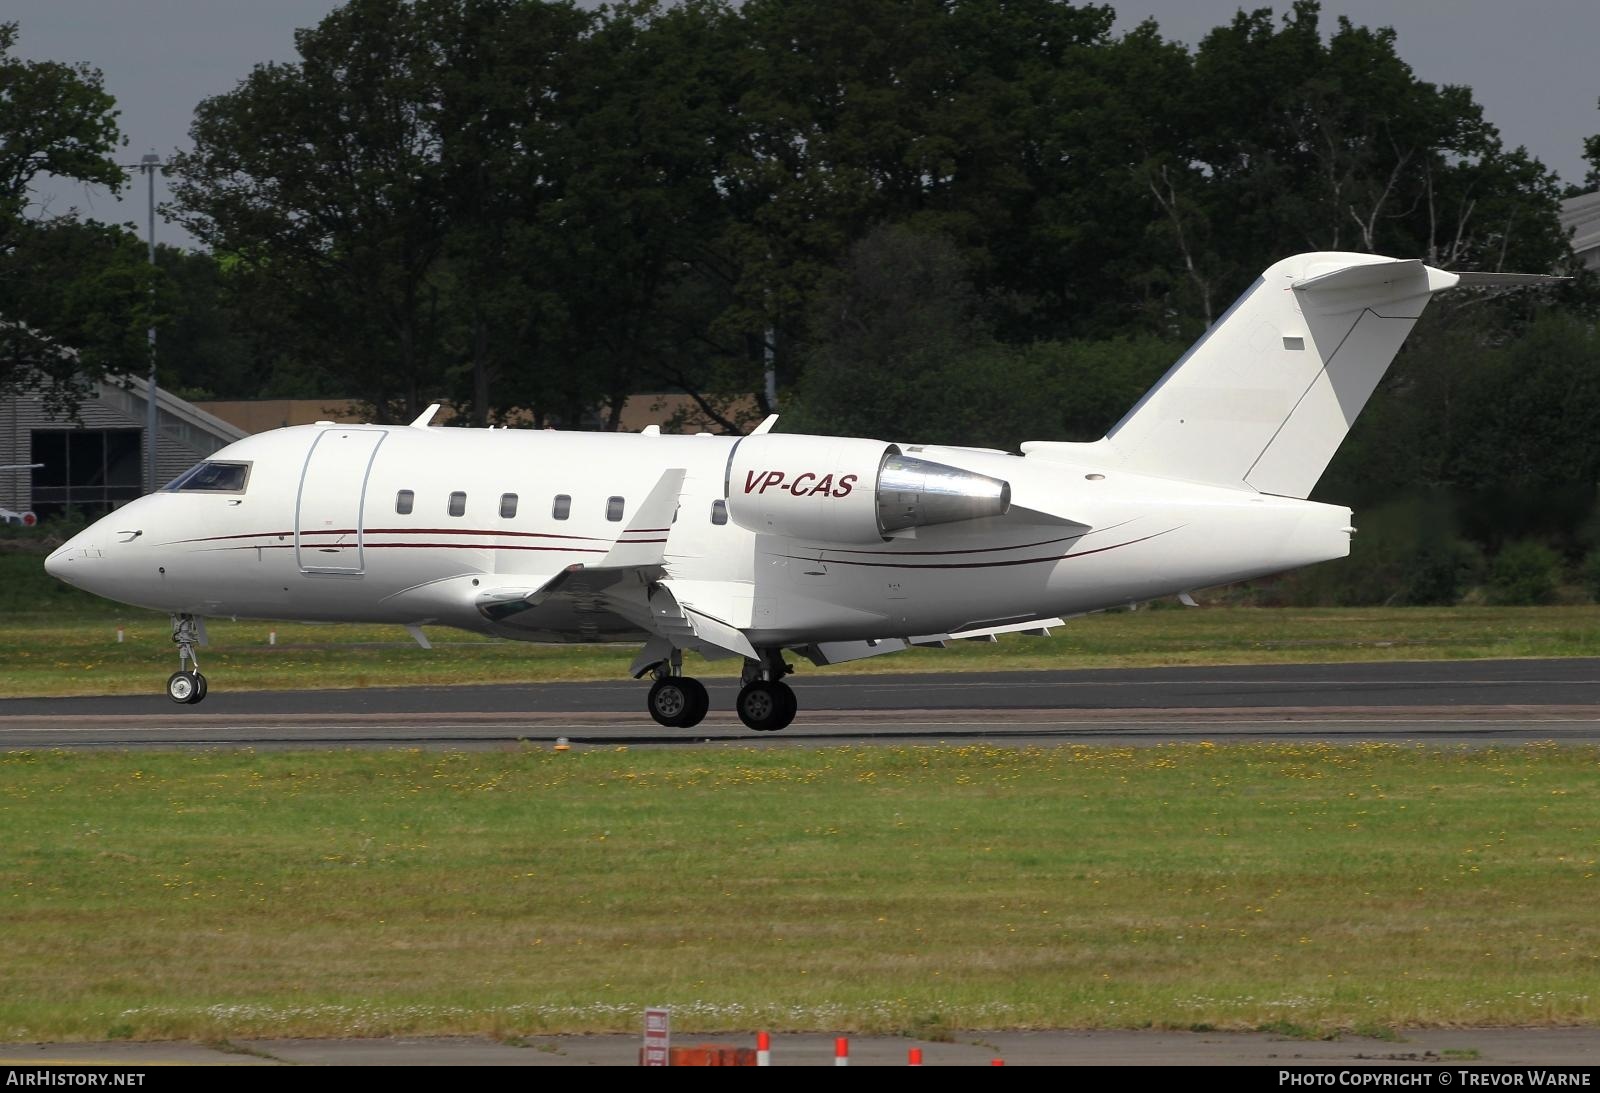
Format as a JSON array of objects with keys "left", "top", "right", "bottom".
[{"left": 2, "top": 658, "right": 1599, "bottom": 748}]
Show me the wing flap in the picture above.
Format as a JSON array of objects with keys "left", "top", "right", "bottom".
[{"left": 474, "top": 567, "right": 575, "bottom": 623}]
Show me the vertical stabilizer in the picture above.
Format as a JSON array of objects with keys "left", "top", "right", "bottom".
[{"left": 1099, "top": 252, "right": 1458, "bottom": 498}]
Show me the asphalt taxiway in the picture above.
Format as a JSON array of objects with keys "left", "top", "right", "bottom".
[{"left": 2, "top": 658, "right": 1598, "bottom": 748}]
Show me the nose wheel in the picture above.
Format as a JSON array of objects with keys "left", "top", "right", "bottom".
[
  {"left": 166, "top": 613, "right": 209, "bottom": 704},
  {"left": 167, "top": 670, "right": 207, "bottom": 704}
]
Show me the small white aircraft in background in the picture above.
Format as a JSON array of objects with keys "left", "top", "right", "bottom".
[
  {"left": 45, "top": 252, "right": 1548, "bottom": 730},
  {"left": 1, "top": 463, "right": 41, "bottom": 526}
]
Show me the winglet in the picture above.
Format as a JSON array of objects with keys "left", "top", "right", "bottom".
[
  {"left": 750, "top": 414, "right": 779, "bottom": 435},
  {"left": 409, "top": 404, "right": 441, "bottom": 428},
  {"left": 600, "top": 468, "right": 686, "bottom": 568}
]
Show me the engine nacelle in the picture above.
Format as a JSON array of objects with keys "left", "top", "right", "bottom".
[{"left": 725, "top": 433, "right": 1011, "bottom": 543}]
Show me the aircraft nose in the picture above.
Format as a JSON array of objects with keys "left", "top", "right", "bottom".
[{"left": 44, "top": 531, "right": 100, "bottom": 586}]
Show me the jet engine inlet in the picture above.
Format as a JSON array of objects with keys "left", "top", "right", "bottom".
[{"left": 876, "top": 454, "right": 1011, "bottom": 534}]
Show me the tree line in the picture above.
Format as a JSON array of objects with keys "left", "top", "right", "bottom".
[{"left": 4, "top": 1, "right": 1600, "bottom": 604}]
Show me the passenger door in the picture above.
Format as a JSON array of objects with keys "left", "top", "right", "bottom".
[{"left": 295, "top": 427, "right": 387, "bottom": 575}]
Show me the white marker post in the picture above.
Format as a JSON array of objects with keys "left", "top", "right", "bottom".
[{"left": 642, "top": 1007, "right": 670, "bottom": 1067}]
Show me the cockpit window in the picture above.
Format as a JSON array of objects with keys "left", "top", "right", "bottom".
[{"left": 164, "top": 461, "right": 251, "bottom": 493}]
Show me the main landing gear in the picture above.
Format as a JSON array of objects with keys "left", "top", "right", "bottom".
[
  {"left": 639, "top": 648, "right": 798, "bottom": 732},
  {"left": 643, "top": 649, "right": 710, "bottom": 729},
  {"left": 165, "top": 613, "right": 208, "bottom": 705},
  {"left": 736, "top": 651, "right": 796, "bottom": 732}
]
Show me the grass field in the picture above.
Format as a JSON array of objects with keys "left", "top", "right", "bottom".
[
  {"left": 2, "top": 743, "right": 1597, "bottom": 1041},
  {"left": 10, "top": 601, "right": 1600, "bottom": 698},
  {"left": 7, "top": 604, "right": 1600, "bottom": 698},
  {"left": 10, "top": 542, "right": 1600, "bottom": 698}
]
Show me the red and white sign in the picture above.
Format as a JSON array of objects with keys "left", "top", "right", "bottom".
[{"left": 642, "top": 1007, "right": 670, "bottom": 1067}]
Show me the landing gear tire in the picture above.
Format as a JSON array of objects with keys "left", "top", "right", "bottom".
[
  {"left": 648, "top": 677, "right": 709, "bottom": 728},
  {"left": 677, "top": 677, "right": 709, "bottom": 729},
  {"left": 167, "top": 670, "right": 206, "bottom": 705},
  {"left": 736, "top": 680, "right": 797, "bottom": 732}
]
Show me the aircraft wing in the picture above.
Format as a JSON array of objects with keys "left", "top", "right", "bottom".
[
  {"left": 799, "top": 617, "right": 1064, "bottom": 666},
  {"left": 473, "top": 469, "right": 696, "bottom": 640},
  {"left": 474, "top": 563, "right": 608, "bottom": 624},
  {"left": 597, "top": 468, "right": 684, "bottom": 569}
]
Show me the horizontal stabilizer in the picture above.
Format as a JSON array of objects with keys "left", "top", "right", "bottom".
[
  {"left": 1291, "top": 257, "right": 1434, "bottom": 299},
  {"left": 1449, "top": 271, "right": 1569, "bottom": 288}
]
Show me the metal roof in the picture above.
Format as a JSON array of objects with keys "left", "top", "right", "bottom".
[{"left": 1560, "top": 190, "right": 1600, "bottom": 268}]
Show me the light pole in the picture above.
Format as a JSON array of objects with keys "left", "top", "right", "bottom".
[{"left": 138, "top": 152, "right": 161, "bottom": 494}]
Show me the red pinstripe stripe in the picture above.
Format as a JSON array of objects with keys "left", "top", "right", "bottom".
[
  {"left": 175, "top": 527, "right": 606, "bottom": 544},
  {"left": 786, "top": 529, "right": 1178, "bottom": 570},
  {"left": 209, "top": 543, "right": 608, "bottom": 554}
]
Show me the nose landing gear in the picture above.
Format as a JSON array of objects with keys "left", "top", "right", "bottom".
[{"left": 166, "top": 613, "right": 207, "bottom": 704}]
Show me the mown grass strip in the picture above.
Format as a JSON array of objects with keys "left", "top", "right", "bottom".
[
  {"left": 1, "top": 743, "right": 1596, "bottom": 1040},
  {"left": 11, "top": 548, "right": 1600, "bottom": 697},
  {"left": 9, "top": 605, "right": 1600, "bottom": 698}
]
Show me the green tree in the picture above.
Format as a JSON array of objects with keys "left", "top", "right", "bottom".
[
  {"left": 0, "top": 23, "right": 122, "bottom": 246},
  {"left": 519, "top": 0, "right": 750, "bottom": 430},
  {"left": 0, "top": 218, "right": 167, "bottom": 414},
  {"left": 430, "top": 0, "right": 592, "bottom": 426},
  {"left": 1143, "top": 2, "right": 1569, "bottom": 339},
  {"left": 1487, "top": 540, "right": 1563, "bottom": 605},
  {"left": 170, "top": 0, "right": 458, "bottom": 422},
  {"left": 0, "top": 21, "right": 141, "bottom": 413}
]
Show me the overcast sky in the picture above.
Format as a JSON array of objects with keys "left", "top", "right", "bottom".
[{"left": 10, "top": 0, "right": 1599, "bottom": 250}]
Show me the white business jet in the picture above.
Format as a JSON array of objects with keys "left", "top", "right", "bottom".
[{"left": 45, "top": 252, "right": 1545, "bottom": 730}]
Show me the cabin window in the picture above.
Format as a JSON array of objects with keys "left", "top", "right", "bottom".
[
  {"left": 552, "top": 494, "right": 571, "bottom": 520},
  {"left": 163, "top": 461, "right": 251, "bottom": 493},
  {"left": 711, "top": 499, "right": 728, "bottom": 525},
  {"left": 448, "top": 491, "right": 467, "bottom": 517},
  {"left": 500, "top": 493, "right": 518, "bottom": 518},
  {"left": 606, "top": 496, "right": 625, "bottom": 522},
  {"left": 396, "top": 489, "right": 414, "bottom": 515}
]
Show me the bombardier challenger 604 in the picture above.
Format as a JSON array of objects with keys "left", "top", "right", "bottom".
[{"left": 46, "top": 252, "right": 1546, "bottom": 731}]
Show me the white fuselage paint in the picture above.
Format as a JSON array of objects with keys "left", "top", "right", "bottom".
[{"left": 47, "top": 422, "right": 1353, "bottom": 647}]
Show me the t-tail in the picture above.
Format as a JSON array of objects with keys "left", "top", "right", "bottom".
[{"left": 1024, "top": 252, "right": 1558, "bottom": 498}]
